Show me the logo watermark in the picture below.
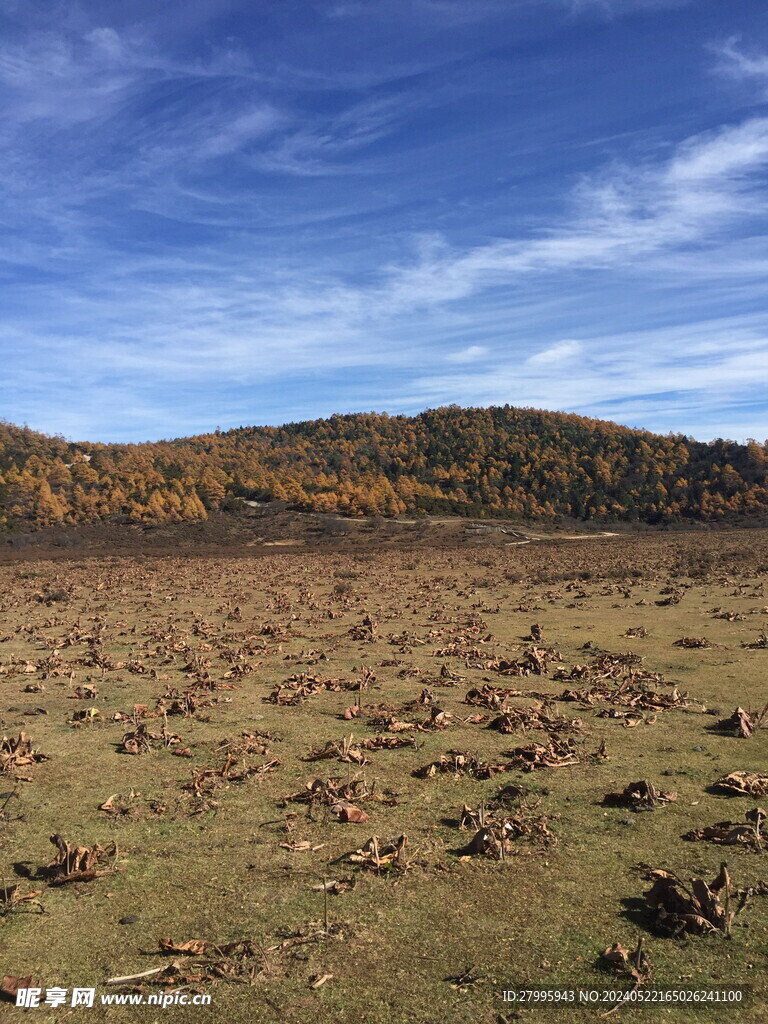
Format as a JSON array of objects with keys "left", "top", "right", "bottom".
[{"left": 15, "top": 987, "right": 212, "bottom": 1009}]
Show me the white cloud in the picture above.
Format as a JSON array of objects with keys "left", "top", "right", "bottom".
[
  {"left": 401, "top": 314, "right": 768, "bottom": 441},
  {"left": 2, "top": 10, "right": 768, "bottom": 444},
  {"left": 666, "top": 119, "right": 768, "bottom": 184},
  {"left": 5, "top": 106, "right": 768, "bottom": 441},
  {"left": 194, "top": 107, "right": 283, "bottom": 160},
  {"left": 372, "top": 116, "right": 768, "bottom": 314},
  {"left": 717, "top": 38, "right": 768, "bottom": 82},
  {"left": 445, "top": 345, "right": 488, "bottom": 363},
  {"left": 526, "top": 340, "right": 581, "bottom": 365},
  {"left": 85, "top": 27, "right": 124, "bottom": 60},
  {"left": 253, "top": 94, "right": 414, "bottom": 176}
]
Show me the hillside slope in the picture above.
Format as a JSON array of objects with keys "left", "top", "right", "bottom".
[{"left": 0, "top": 406, "right": 766, "bottom": 529}]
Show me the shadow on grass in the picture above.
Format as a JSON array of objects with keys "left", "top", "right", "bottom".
[
  {"left": 618, "top": 896, "right": 658, "bottom": 935},
  {"left": 703, "top": 724, "right": 736, "bottom": 737},
  {"left": 11, "top": 861, "right": 34, "bottom": 879}
]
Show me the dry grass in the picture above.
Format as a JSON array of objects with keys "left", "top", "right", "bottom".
[{"left": 0, "top": 529, "right": 767, "bottom": 1022}]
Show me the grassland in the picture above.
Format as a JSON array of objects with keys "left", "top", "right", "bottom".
[{"left": 0, "top": 528, "right": 767, "bottom": 1023}]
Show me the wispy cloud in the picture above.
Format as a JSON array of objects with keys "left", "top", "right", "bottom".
[
  {"left": 252, "top": 95, "right": 413, "bottom": 177},
  {"left": 445, "top": 345, "right": 488, "bottom": 363},
  {"left": 402, "top": 315, "right": 768, "bottom": 440},
  {"left": 526, "top": 340, "right": 581, "bottom": 366},
  {"left": 1, "top": 0, "right": 767, "bottom": 444},
  {"left": 716, "top": 37, "right": 768, "bottom": 82},
  {"left": 559, "top": 0, "right": 691, "bottom": 16},
  {"left": 374, "top": 116, "right": 768, "bottom": 313},
  {"left": 5, "top": 105, "right": 768, "bottom": 442}
]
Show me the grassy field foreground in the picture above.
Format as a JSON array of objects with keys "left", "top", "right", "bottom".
[{"left": 0, "top": 530, "right": 767, "bottom": 1023}]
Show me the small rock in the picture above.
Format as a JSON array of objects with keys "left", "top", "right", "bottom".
[{"left": 119, "top": 915, "right": 139, "bottom": 925}]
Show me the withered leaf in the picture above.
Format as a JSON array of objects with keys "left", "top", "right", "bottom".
[
  {"left": 158, "top": 937, "right": 210, "bottom": 956},
  {"left": 334, "top": 803, "right": 370, "bottom": 823},
  {"left": 643, "top": 864, "right": 734, "bottom": 936},
  {"left": 1, "top": 975, "right": 34, "bottom": 1002},
  {"left": 712, "top": 771, "right": 768, "bottom": 797},
  {"left": 46, "top": 833, "right": 117, "bottom": 885}
]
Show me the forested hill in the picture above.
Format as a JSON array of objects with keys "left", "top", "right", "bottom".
[{"left": 0, "top": 406, "right": 766, "bottom": 529}]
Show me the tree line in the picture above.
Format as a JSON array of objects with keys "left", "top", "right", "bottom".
[{"left": 0, "top": 406, "right": 766, "bottom": 529}]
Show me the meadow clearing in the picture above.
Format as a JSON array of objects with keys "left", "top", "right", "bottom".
[{"left": 0, "top": 528, "right": 767, "bottom": 1023}]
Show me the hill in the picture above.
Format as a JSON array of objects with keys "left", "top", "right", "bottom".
[{"left": 0, "top": 406, "right": 766, "bottom": 530}]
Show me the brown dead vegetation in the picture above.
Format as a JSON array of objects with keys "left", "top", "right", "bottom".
[
  {"left": 0, "top": 883, "right": 44, "bottom": 917},
  {"left": 303, "top": 735, "right": 369, "bottom": 766},
  {"left": 44, "top": 833, "right": 118, "bottom": 886},
  {"left": 414, "top": 751, "right": 508, "bottom": 780},
  {"left": 600, "top": 938, "right": 652, "bottom": 987},
  {"left": 713, "top": 705, "right": 768, "bottom": 738},
  {"left": 280, "top": 774, "right": 397, "bottom": 817},
  {"left": 457, "top": 795, "right": 557, "bottom": 858},
  {"left": 560, "top": 683, "right": 689, "bottom": 712},
  {"left": 741, "top": 632, "right": 768, "bottom": 649},
  {"left": 463, "top": 684, "right": 522, "bottom": 709},
  {"left": 339, "top": 834, "right": 411, "bottom": 875},
  {"left": 0, "top": 732, "right": 48, "bottom": 775},
  {"left": 643, "top": 863, "right": 735, "bottom": 936},
  {"left": 182, "top": 756, "right": 281, "bottom": 812},
  {"left": 2, "top": 533, "right": 768, "bottom": 1020},
  {"left": 712, "top": 771, "right": 768, "bottom": 797},
  {"left": 1, "top": 975, "right": 36, "bottom": 1002},
  {"left": 505, "top": 737, "right": 582, "bottom": 771},
  {"left": 487, "top": 701, "right": 583, "bottom": 736},
  {"left": 602, "top": 780, "right": 677, "bottom": 811},
  {"left": 684, "top": 808, "right": 766, "bottom": 850}
]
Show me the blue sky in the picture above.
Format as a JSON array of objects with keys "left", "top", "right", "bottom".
[{"left": 1, "top": 0, "right": 768, "bottom": 443}]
